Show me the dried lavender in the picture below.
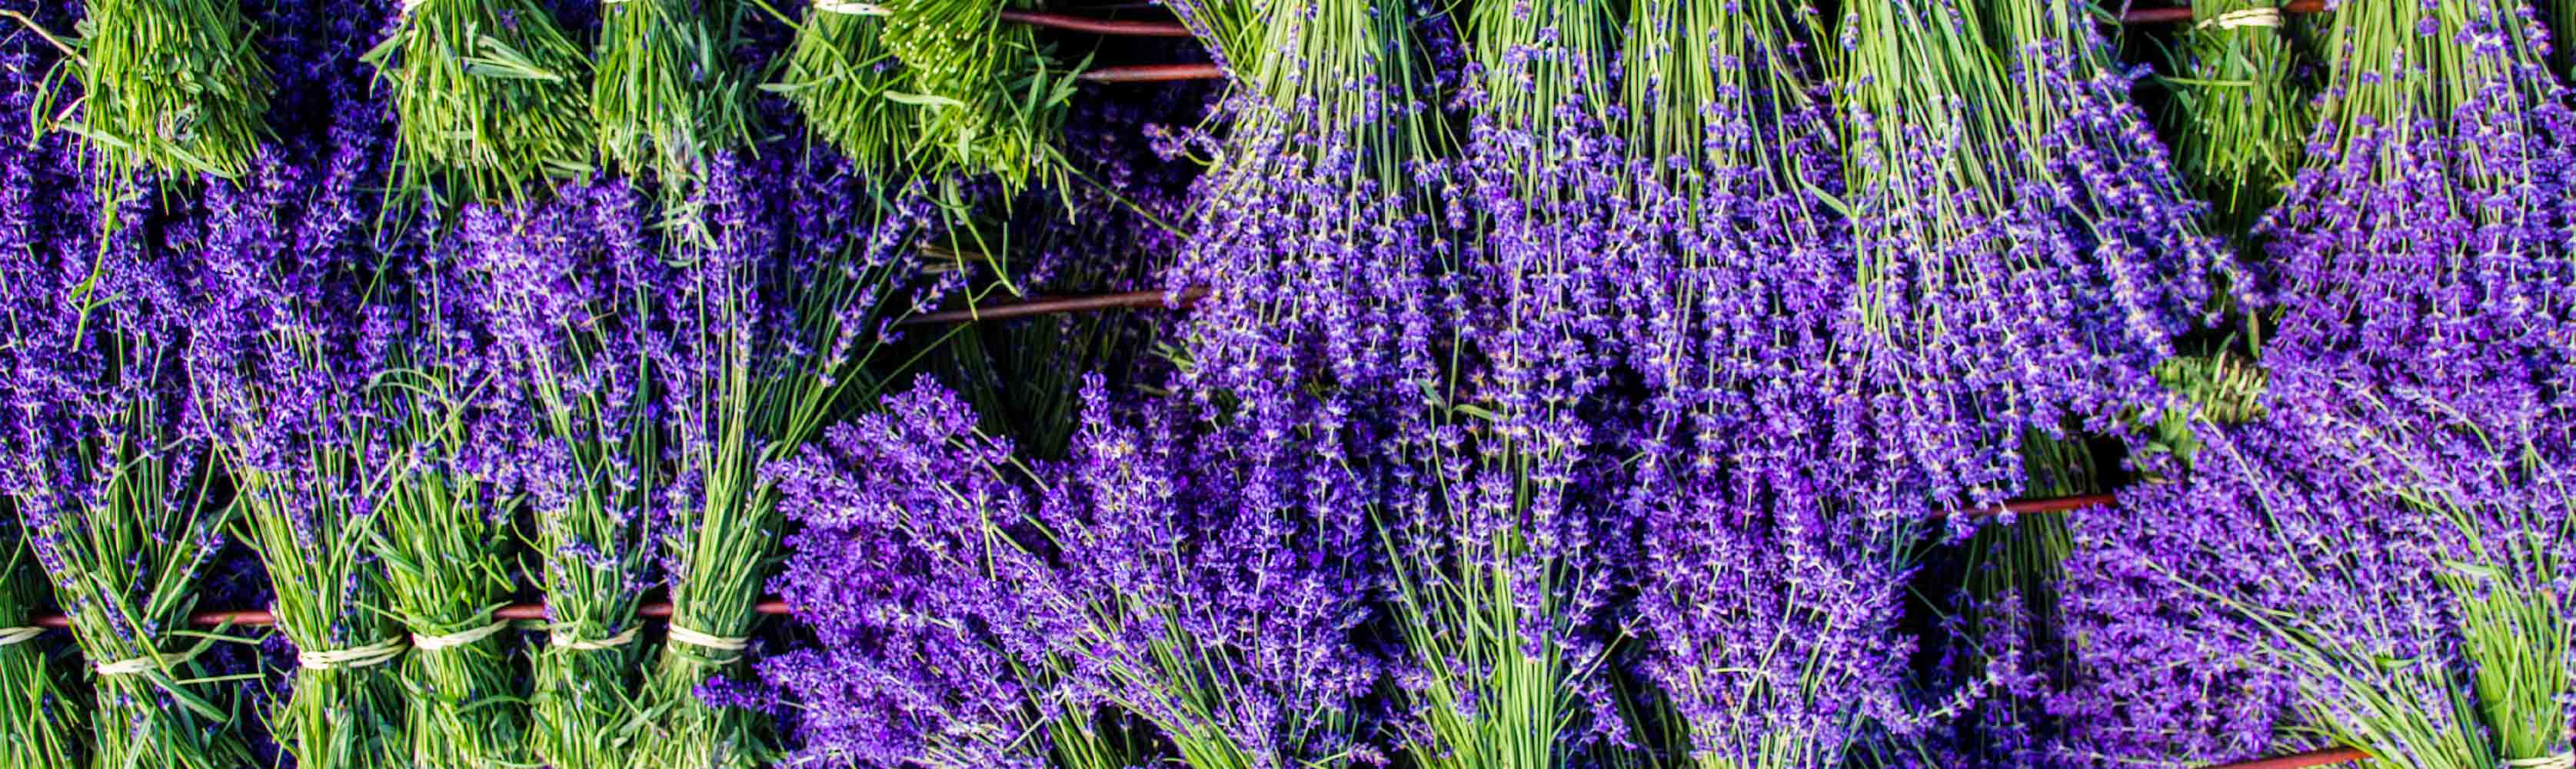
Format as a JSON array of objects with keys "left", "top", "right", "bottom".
[
  {"left": 1036, "top": 382, "right": 1384, "bottom": 769},
  {"left": 8, "top": 0, "right": 270, "bottom": 239},
  {"left": 460, "top": 178, "right": 667, "bottom": 769},
  {"left": 2157, "top": 0, "right": 2309, "bottom": 233},
  {"left": 185, "top": 146, "right": 411, "bottom": 769}
]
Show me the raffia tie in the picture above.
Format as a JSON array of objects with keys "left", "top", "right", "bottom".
[
  {"left": 411, "top": 621, "right": 510, "bottom": 652},
  {"left": 399, "top": 0, "right": 431, "bottom": 15},
  {"left": 665, "top": 622, "right": 749, "bottom": 657},
  {"left": 0, "top": 627, "right": 44, "bottom": 647},
  {"left": 94, "top": 648, "right": 199, "bottom": 677},
  {"left": 2196, "top": 7, "right": 2282, "bottom": 30},
  {"left": 298, "top": 636, "right": 408, "bottom": 671},
  {"left": 811, "top": 0, "right": 890, "bottom": 15},
  {"left": 550, "top": 625, "right": 641, "bottom": 651},
  {"left": 2504, "top": 754, "right": 2575, "bottom": 769}
]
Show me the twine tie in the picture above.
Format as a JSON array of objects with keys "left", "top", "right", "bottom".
[
  {"left": 95, "top": 648, "right": 198, "bottom": 677},
  {"left": 812, "top": 0, "right": 890, "bottom": 15},
  {"left": 2196, "top": 7, "right": 2282, "bottom": 30},
  {"left": 298, "top": 636, "right": 408, "bottom": 671},
  {"left": 551, "top": 625, "right": 641, "bottom": 651},
  {"left": 0, "top": 627, "right": 43, "bottom": 647},
  {"left": 412, "top": 621, "right": 510, "bottom": 652},
  {"left": 2504, "top": 754, "right": 2575, "bottom": 769},
  {"left": 665, "top": 622, "right": 750, "bottom": 659}
]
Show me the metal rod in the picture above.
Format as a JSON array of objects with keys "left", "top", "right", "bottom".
[
  {"left": 997, "top": 9, "right": 1190, "bottom": 37},
  {"left": 904, "top": 287, "right": 1208, "bottom": 325},
  {"left": 1078, "top": 63, "right": 1224, "bottom": 83},
  {"left": 2121, "top": 0, "right": 2325, "bottom": 25},
  {"left": 2198, "top": 747, "right": 2371, "bottom": 769}
]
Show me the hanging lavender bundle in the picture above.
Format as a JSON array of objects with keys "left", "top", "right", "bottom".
[
  {"left": 365, "top": 0, "right": 594, "bottom": 204},
  {"left": 2255, "top": 0, "right": 2576, "bottom": 384},
  {"left": 634, "top": 151, "right": 950, "bottom": 769},
  {"left": 759, "top": 381, "right": 1148, "bottom": 769},
  {"left": 594, "top": 0, "right": 754, "bottom": 217},
  {"left": 1037, "top": 381, "right": 1384, "bottom": 768},
  {"left": 184, "top": 145, "right": 412, "bottom": 769},
  {"left": 1604, "top": 1, "right": 1946, "bottom": 765},
  {"left": 371, "top": 218, "right": 533, "bottom": 769},
  {"left": 0, "top": 160, "right": 256, "bottom": 769},
  {"left": 1836, "top": 0, "right": 2225, "bottom": 511},
  {"left": 774, "top": 0, "right": 1077, "bottom": 196},
  {"left": 771, "top": 4, "right": 912, "bottom": 176},
  {"left": 460, "top": 180, "right": 667, "bottom": 769},
  {"left": 1374, "top": 1, "right": 1629, "bottom": 765}
]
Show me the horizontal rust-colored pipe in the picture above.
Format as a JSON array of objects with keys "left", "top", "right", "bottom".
[
  {"left": 2198, "top": 747, "right": 2371, "bottom": 769},
  {"left": 1079, "top": 62, "right": 1224, "bottom": 83},
  {"left": 2122, "top": 0, "right": 2326, "bottom": 25},
  {"left": 999, "top": 9, "right": 1191, "bottom": 37},
  {"left": 32, "top": 600, "right": 794, "bottom": 631},
  {"left": 904, "top": 287, "right": 1209, "bottom": 325}
]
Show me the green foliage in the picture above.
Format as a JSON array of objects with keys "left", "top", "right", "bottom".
[
  {"left": 2157, "top": 0, "right": 2309, "bottom": 234},
  {"left": 365, "top": 0, "right": 594, "bottom": 206},
  {"left": 594, "top": 0, "right": 757, "bottom": 235}
]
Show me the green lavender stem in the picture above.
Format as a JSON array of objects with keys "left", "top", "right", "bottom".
[
  {"left": 772, "top": 8, "right": 914, "bottom": 177},
  {"left": 0, "top": 519, "right": 79, "bottom": 768},
  {"left": 365, "top": 0, "right": 594, "bottom": 205},
  {"left": 2160, "top": 0, "right": 2308, "bottom": 235},
  {"left": 594, "top": 0, "right": 754, "bottom": 226}
]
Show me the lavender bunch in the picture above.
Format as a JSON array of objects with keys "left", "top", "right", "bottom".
[
  {"left": 770, "top": 5, "right": 914, "bottom": 177},
  {"left": 1605, "top": 1, "right": 1948, "bottom": 764},
  {"left": 2062, "top": 362, "right": 2574, "bottom": 768},
  {"left": 364, "top": 0, "right": 594, "bottom": 205},
  {"left": 1836, "top": 0, "right": 2225, "bottom": 512},
  {"left": 370, "top": 220, "right": 533, "bottom": 769},
  {"left": 636, "top": 151, "right": 951, "bottom": 769},
  {"left": 0, "top": 151, "right": 255, "bottom": 768},
  {"left": 2253, "top": 0, "right": 2576, "bottom": 386},
  {"left": 760, "top": 381, "right": 1143, "bottom": 769},
  {"left": 1376, "top": 2, "right": 1630, "bottom": 765},
  {"left": 183, "top": 141, "right": 411, "bottom": 769},
  {"left": 459, "top": 179, "right": 667, "bottom": 769},
  {"left": 0, "top": 25, "right": 87, "bottom": 766},
  {"left": 1035, "top": 382, "right": 1383, "bottom": 769}
]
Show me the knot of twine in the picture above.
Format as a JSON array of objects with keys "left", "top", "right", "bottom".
[
  {"left": 665, "top": 622, "right": 749, "bottom": 657},
  {"left": 812, "top": 0, "right": 890, "bottom": 15},
  {"left": 399, "top": 0, "right": 430, "bottom": 15},
  {"left": 550, "top": 625, "right": 641, "bottom": 651},
  {"left": 95, "top": 647, "right": 200, "bottom": 677},
  {"left": 0, "top": 627, "right": 44, "bottom": 647},
  {"left": 2504, "top": 754, "right": 2575, "bottom": 769},
  {"left": 298, "top": 636, "right": 408, "bottom": 671},
  {"left": 2196, "top": 7, "right": 2282, "bottom": 30},
  {"left": 412, "top": 621, "right": 509, "bottom": 652}
]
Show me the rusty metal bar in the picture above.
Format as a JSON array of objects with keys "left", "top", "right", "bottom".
[
  {"left": 1078, "top": 62, "right": 1224, "bottom": 83},
  {"left": 904, "top": 287, "right": 1208, "bottom": 325}
]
